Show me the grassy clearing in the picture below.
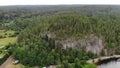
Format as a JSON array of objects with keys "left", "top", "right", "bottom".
[
  {"left": 0, "top": 30, "right": 15, "bottom": 38},
  {"left": 0, "top": 51, "right": 7, "bottom": 59},
  {"left": 0, "top": 37, "right": 17, "bottom": 46},
  {"left": 12, "top": 64, "right": 35, "bottom": 68},
  {"left": 0, "top": 37, "right": 17, "bottom": 61}
]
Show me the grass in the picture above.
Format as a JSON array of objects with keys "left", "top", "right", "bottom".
[
  {"left": 0, "top": 30, "right": 17, "bottom": 59},
  {"left": 0, "top": 36, "right": 17, "bottom": 62},
  {"left": 0, "top": 30, "right": 34, "bottom": 68},
  {"left": 0, "top": 30, "right": 15, "bottom": 37},
  {"left": 0, "top": 37, "right": 17, "bottom": 58},
  {"left": 13, "top": 64, "right": 35, "bottom": 68},
  {"left": 0, "top": 51, "right": 7, "bottom": 59},
  {"left": 0, "top": 37, "right": 17, "bottom": 46}
]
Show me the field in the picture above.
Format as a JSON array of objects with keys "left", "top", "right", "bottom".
[
  {"left": 0, "top": 30, "right": 15, "bottom": 38},
  {"left": 0, "top": 51, "right": 7, "bottom": 58},
  {"left": 0, "top": 37, "right": 17, "bottom": 46},
  {"left": 0, "top": 30, "right": 17, "bottom": 46},
  {"left": 0, "top": 30, "right": 17, "bottom": 61},
  {"left": 0, "top": 30, "right": 31, "bottom": 68},
  {"left": 0, "top": 37, "right": 17, "bottom": 59}
]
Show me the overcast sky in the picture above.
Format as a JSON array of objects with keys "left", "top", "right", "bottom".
[{"left": 0, "top": 0, "right": 120, "bottom": 6}]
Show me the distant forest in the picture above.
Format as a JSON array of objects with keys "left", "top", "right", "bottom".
[{"left": 1, "top": 5, "right": 120, "bottom": 68}]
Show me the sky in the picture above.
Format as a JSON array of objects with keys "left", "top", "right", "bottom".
[{"left": 0, "top": 0, "right": 120, "bottom": 6}]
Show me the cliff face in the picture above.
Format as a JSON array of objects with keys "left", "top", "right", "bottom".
[
  {"left": 85, "top": 36, "right": 103, "bottom": 54},
  {"left": 43, "top": 33, "right": 104, "bottom": 54},
  {"left": 60, "top": 35, "right": 104, "bottom": 54}
]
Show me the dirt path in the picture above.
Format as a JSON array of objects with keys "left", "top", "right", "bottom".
[
  {"left": 0, "top": 56, "right": 56, "bottom": 68},
  {"left": 87, "top": 55, "right": 120, "bottom": 64},
  {"left": 0, "top": 56, "right": 14, "bottom": 68}
]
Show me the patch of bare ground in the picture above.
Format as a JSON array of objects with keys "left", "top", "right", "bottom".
[{"left": 0, "top": 56, "right": 25, "bottom": 68}]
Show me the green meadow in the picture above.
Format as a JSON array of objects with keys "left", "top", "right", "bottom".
[
  {"left": 0, "top": 30, "right": 15, "bottom": 38},
  {"left": 0, "top": 30, "right": 17, "bottom": 59},
  {"left": 0, "top": 37, "right": 17, "bottom": 46}
]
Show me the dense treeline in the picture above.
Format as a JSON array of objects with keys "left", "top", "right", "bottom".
[
  {"left": 12, "top": 14, "right": 100, "bottom": 67},
  {"left": 1, "top": 5, "right": 120, "bottom": 68},
  {"left": 18, "top": 14, "right": 120, "bottom": 51},
  {"left": 13, "top": 36, "right": 96, "bottom": 67},
  {"left": 12, "top": 12, "right": 120, "bottom": 67},
  {"left": 1, "top": 5, "right": 120, "bottom": 30}
]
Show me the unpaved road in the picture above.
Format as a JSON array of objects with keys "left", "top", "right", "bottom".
[
  {"left": 0, "top": 56, "right": 14, "bottom": 68},
  {"left": 0, "top": 56, "right": 56, "bottom": 68}
]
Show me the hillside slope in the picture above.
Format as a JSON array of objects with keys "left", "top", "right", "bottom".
[{"left": 10, "top": 12, "right": 120, "bottom": 67}]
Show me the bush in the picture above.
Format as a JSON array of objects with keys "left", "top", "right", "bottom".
[
  {"left": 0, "top": 54, "right": 9, "bottom": 65},
  {"left": 82, "top": 64, "right": 97, "bottom": 68}
]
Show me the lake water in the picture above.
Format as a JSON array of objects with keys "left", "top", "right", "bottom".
[{"left": 98, "top": 59, "right": 120, "bottom": 68}]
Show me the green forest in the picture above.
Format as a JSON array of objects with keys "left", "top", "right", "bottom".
[{"left": 1, "top": 5, "right": 120, "bottom": 68}]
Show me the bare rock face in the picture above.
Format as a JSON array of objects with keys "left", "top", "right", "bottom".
[
  {"left": 41, "top": 33, "right": 104, "bottom": 54},
  {"left": 85, "top": 36, "right": 103, "bottom": 54},
  {"left": 60, "top": 35, "right": 104, "bottom": 54},
  {"left": 61, "top": 39, "right": 78, "bottom": 49}
]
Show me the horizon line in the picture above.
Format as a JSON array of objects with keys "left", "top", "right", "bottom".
[{"left": 0, "top": 4, "right": 120, "bottom": 6}]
